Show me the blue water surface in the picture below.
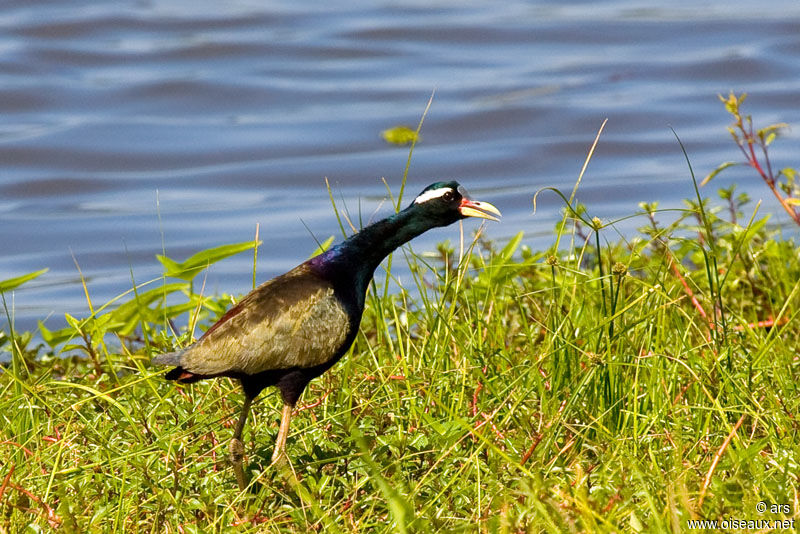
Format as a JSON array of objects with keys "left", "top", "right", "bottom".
[{"left": 1, "top": 0, "right": 799, "bottom": 334}]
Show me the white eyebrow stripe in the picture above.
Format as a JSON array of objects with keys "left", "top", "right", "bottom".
[{"left": 414, "top": 187, "right": 454, "bottom": 204}]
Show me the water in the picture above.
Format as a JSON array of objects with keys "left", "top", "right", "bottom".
[{"left": 2, "top": 0, "right": 799, "bottom": 335}]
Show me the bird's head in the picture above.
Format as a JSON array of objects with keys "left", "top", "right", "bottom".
[{"left": 409, "top": 181, "right": 501, "bottom": 227}]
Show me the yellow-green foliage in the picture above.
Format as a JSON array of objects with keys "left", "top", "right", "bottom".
[{"left": 2, "top": 191, "right": 799, "bottom": 532}]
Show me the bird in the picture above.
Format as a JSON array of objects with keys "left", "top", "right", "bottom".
[{"left": 151, "top": 181, "right": 500, "bottom": 489}]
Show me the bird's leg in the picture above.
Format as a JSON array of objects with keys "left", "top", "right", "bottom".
[
  {"left": 270, "top": 402, "right": 294, "bottom": 465},
  {"left": 230, "top": 395, "right": 253, "bottom": 491}
]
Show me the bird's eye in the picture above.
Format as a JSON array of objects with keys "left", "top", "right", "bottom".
[{"left": 443, "top": 191, "right": 455, "bottom": 202}]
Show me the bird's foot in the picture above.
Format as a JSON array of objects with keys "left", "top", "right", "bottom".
[{"left": 229, "top": 438, "right": 248, "bottom": 491}]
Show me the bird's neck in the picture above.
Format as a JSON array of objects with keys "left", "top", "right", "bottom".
[{"left": 310, "top": 206, "right": 432, "bottom": 291}]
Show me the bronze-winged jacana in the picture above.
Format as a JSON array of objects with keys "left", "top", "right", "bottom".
[{"left": 152, "top": 182, "right": 500, "bottom": 489}]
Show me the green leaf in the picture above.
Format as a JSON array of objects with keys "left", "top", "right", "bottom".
[
  {"left": 38, "top": 320, "right": 77, "bottom": 348},
  {"left": 381, "top": 126, "right": 420, "bottom": 146},
  {"left": 780, "top": 167, "right": 797, "bottom": 182},
  {"left": 630, "top": 511, "right": 644, "bottom": 532},
  {"left": 352, "top": 430, "right": 414, "bottom": 533},
  {"left": 0, "top": 268, "right": 48, "bottom": 292},
  {"left": 757, "top": 123, "right": 789, "bottom": 137},
  {"left": 64, "top": 313, "right": 81, "bottom": 331},
  {"left": 498, "top": 231, "right": 524, "bottom": 263},
  {"left": 155, "top": 255, "right": 181, "bottom": 273},
  {"left": 701, "top": 161, "right": 738, "bottom": 186},
  {"left": 157, "top": 240, "right": 261, "bottom": 281},
  {"left": 785, "top": 197, "right": 800, "bottom": 206},
  {"left": 720, "top": 91, "right": 745, "bottom": 115},
  {"left": 108, "top": 282, "right": 189, "bottom": 335},
  {"left": 308, "top": 236, "right": 335, "bottom": 259}
]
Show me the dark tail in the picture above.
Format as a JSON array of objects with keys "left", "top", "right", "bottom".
[
  {"left": 151, "top": 349, "right": 184, "bottom": 367},
  {"left": 164, "top": 366, "right": 205, "bottom": 383},
  {"left": 152, "top": 349, "right": 204, "bottom": 383}
]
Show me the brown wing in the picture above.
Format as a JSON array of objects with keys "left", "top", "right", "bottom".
[{"left": 178, "top": 263, "right": 351, "bottom": 376}]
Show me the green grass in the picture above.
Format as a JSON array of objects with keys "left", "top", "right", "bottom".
[
  {"left": 2, "top": 97, "right": 800, "bottom": 531},
  {"left": 2, "top": 183, "right": 799, "bottom": 532}
]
